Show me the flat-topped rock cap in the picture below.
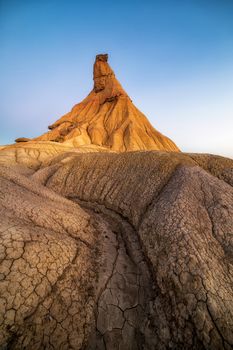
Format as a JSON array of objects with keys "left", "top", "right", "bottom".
[{"left": 96, "top": 53, "right": 108, "bottom": 62}]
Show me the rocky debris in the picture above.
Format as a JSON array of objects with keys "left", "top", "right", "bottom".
[
  {"left": 34, "top": 54, "right": 179, "bottom": 152},
  {"left": 15, "top": 137, "right": 31, "bottom": 143}
]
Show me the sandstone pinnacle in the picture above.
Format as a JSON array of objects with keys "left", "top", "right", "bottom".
[{"left": 35, "top": 54, "right": 179, "bottom": 152}]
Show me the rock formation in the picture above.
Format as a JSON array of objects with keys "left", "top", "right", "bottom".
[
  {"left": 15, "top": 137, "right": 31, "bottom": 143},
  {"left": 0, "top": 54, "right": 232, "bottom": 349},
  {"left": 34, "top": 54, "right": 179, "bottom": 152}
]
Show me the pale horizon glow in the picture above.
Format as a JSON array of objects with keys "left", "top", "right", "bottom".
[{"left": 1, "top": 0, "right": 233, "bottom": 158}]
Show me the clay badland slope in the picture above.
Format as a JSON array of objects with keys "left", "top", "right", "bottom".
[{"left": 0, "top": 150, "right": 233, "bottom": 349}]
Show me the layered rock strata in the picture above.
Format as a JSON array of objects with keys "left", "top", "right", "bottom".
[{"left": 34, "top": 54, "right": 179, "bottom": 152}]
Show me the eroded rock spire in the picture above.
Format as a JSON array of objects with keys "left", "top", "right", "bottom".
[{"left": 33, "top": 54, "right": 179, "bottom": 152}]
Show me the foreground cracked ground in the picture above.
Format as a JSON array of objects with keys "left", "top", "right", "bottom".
[
  {"left": 0, "top": 149, "right": 233, "bottom": 349},
  {"left": 80, "top": 204, "right": 159, "bottom": 349}
]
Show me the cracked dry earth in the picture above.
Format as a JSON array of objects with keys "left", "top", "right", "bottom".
[
  {"left": 79, "top": 204, "right": 159, "bottom": 350},
  {"left": 0, "top": 149, "right": 233, "bottom": 349}
]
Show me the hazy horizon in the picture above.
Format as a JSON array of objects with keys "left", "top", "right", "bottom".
[{"left": 1, "top": 0, "right": 233, "bottom": 158}]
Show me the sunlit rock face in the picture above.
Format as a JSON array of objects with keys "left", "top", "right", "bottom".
[
  {"left": 0, "top": 54, "right": 233, "bottom": 350},
  {"left": 34, "top": 54, "right": 179, "bottom": 152}
]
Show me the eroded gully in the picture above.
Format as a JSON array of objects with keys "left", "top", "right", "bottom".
[{"left": 71, "top": 198, "right": 161, "bottom": 350}]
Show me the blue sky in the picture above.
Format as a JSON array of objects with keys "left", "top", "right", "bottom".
[{"left": 1, "top": 0, "right": 233, "bottom": 157}]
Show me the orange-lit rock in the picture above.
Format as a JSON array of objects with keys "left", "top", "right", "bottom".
[
  {"left": 15, "top": 137, "right": 31, "bottom": 143},
  {"left": 35, "top": 54, "right": 179, "bottom": 152}
]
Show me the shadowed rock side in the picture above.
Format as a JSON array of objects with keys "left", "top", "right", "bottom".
[
  {"left": 0, "top": 150, "right": 232, "bottom": 349},
  {"left": 33, "top": 54, "right": 179, "bottom": 152}
]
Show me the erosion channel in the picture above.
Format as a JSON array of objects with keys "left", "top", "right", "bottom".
[{"left": 73, "top": 198, "right": 159, "bottom": 350}]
